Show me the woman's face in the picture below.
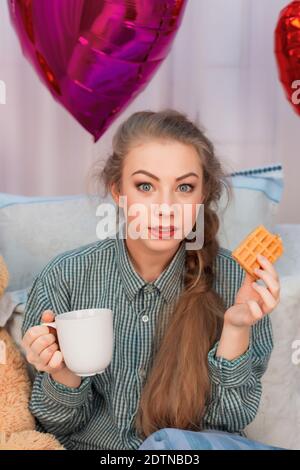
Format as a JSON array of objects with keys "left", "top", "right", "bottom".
[{"left": 114, "top": 139, "right": 204, "bottom": 251}]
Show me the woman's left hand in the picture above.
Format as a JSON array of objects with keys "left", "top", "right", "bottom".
[{"left": 224, "top": 254, "right": 281, "bottom": 328}]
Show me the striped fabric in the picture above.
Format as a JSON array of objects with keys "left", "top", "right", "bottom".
[
  {"left": 21, "top": 223, "right": 273, "bottom": 450},
  {"left": 229, "top": 163, "right": 282, "bottom": 177}
]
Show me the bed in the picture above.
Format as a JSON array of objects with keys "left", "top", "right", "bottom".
[{"left": 1, "top": 164, "right": 299, "bottom": 449}]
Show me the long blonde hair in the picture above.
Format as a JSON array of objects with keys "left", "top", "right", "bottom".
[{"left": 91, "top": 109, "right": 231, "bottom": 439}]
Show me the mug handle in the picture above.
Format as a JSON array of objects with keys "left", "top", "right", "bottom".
[{"left": 42, "top": 321, "right": 57, "bottom": 329}]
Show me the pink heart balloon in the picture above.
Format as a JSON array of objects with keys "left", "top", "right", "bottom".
[{"left": 8, "top": 0, "right": 188, "bottom": 141}]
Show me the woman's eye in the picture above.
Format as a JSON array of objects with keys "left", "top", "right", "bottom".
[
  {"left": 135, "top": 182, "right": 194, "bottom": 193},
  {"left": 136, "top": 182, "right": 153, "bottom": 192},
  {"left": 178, "top": 183, "right": 194, "bottom": 193}
]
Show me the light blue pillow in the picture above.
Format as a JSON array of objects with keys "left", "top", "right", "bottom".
[
  {"left": 0, "top": 192, "right": 114, "bottom": 291},
  {"left": 217, "top": 163, "right": 284, "bottom": 250}
]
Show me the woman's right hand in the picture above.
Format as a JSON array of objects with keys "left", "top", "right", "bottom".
[{"left": 22, "top": 310, "right": 81, "bottom": 387}]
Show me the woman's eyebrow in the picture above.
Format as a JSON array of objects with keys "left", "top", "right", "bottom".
[{"left": 131, "top": 170, "right": 199, "bottom": 181}]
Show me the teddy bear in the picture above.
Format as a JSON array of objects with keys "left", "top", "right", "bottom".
[{"left": 0, "top": 254, "right": 64, "bottom": 450}]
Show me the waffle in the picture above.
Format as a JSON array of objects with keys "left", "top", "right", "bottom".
[{"left": 232, "top": 224, "right": 283, "bottom": 279}]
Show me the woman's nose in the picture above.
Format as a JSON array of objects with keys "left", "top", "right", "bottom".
[{"left": 152, "top": 202, "right": 178, "bottom": 225}]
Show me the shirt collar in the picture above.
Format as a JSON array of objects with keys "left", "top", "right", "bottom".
[{"left": 114, "top": 222, "right": 186, "bottom": 303}]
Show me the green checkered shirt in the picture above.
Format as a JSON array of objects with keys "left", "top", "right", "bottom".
[{"left": 22, "top": 224, "right": 273, "bottom": 450}]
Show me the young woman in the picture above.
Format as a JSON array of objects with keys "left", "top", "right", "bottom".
[{"left": 21, "top": 109, "right": 281, "bottom": 450}]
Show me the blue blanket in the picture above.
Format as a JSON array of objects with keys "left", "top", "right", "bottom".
[{"left": 138, "top": 428, "right": 284, "bottom": 450}]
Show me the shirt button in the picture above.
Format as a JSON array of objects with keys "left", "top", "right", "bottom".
[
  {"left": 144, "top": 284, "right": 155, "bottom": 293},
  {"left": 142, "top": 314, "right": 149, "bottom": 323},
  {"left": 140, "top": 368, "right": 147, "bottom": 378}
]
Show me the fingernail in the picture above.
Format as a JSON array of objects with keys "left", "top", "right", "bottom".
[{"left": 258, "top": 254, "right": 265, "bottom": 260}]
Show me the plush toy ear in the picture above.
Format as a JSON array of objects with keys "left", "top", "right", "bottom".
[{"left": 0, "top": 255, "right": 9, "bottom": 297}]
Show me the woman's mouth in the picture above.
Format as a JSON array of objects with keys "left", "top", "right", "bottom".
[{"left": 148, "top": 226, "right": 177, "bottom": 239}]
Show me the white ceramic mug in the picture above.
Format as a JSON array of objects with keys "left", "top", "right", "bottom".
[{"left": 43, "top": 308, "right": 113, "bottom": 377}]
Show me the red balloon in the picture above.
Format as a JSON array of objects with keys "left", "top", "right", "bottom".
[
  {"left": 7, "top": 0, "right": 188, "bottom": 141},
  {"left": 275, "top": 1, "right": 300, "bottom": 116}
]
